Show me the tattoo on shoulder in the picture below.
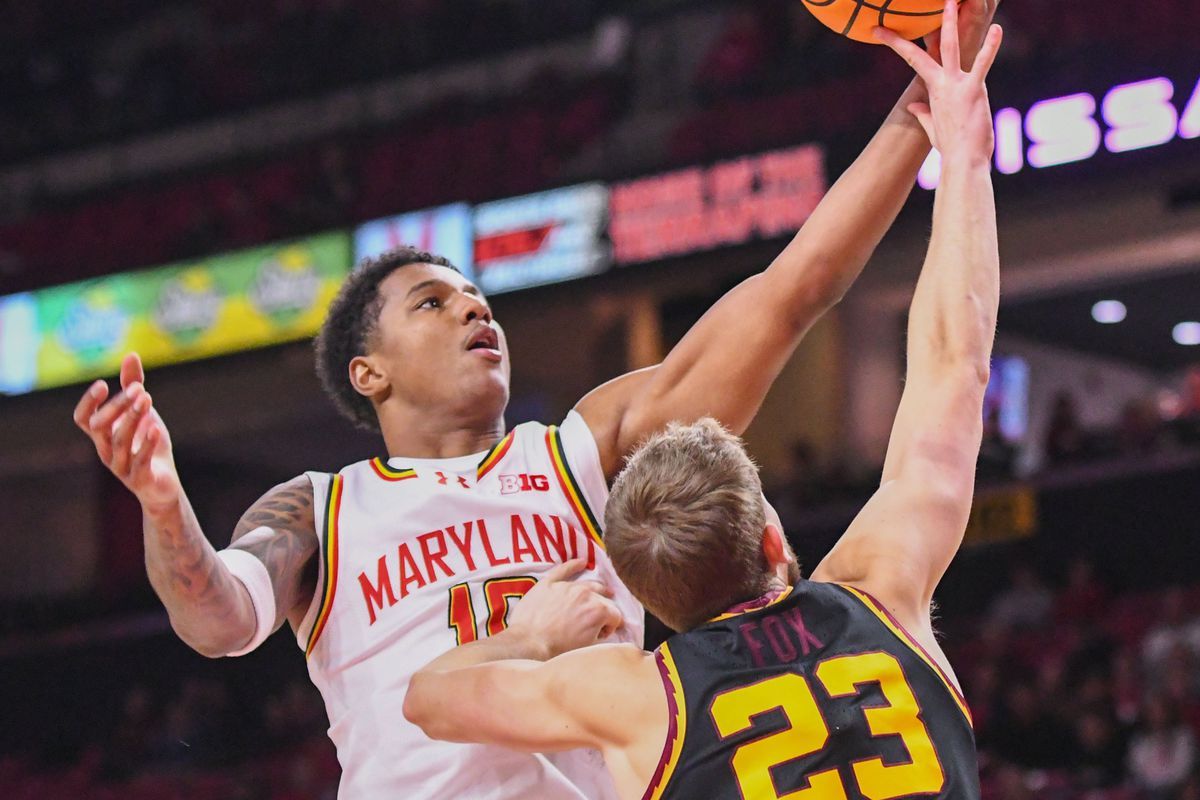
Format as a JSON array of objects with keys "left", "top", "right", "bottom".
[
  {"left": 229, "top": 476, "right": 319, "bottom": 607},
  {"left": 232, "top": 476, "right": 316, "bottom": 542}
]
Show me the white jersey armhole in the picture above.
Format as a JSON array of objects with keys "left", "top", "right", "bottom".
[
  {"left": 294, "top": 470, "right": 332, "bottom": 650},
  {"left": 558, "top": 410, "right": 610, "bottom": 527}
]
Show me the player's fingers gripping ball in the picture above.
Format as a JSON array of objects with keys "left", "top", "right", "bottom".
[{"left": 802, "top": 0, "right": 962, "bottom": 42}]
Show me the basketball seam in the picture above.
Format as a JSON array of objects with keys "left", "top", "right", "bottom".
[
  {"left": 841, "top": 0, "right": 868, "bottom": 35},
  {"left": 802, "top": 0, "right": 953, "bottom": 19}
]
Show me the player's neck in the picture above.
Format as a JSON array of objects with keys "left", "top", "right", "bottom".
[{"left": 378, "top": 410, "right": 506, "bottom": 460}]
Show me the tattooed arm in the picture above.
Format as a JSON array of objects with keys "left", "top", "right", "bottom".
[
  {"left": 73, "top": 353, "right": 318, "bottom": 658},
  {"left": 146, "top": 476, "right": 318, "bottom": 657}
]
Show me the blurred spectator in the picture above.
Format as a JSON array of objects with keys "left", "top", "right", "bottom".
[
  {"left": 1142, "top": 588, "right": 1200, "bottom": 684},
  {"left": 1174, "top": 367, "right": 1200, "bottom": 445},
  {"left": 1044, "top": 391, "right": 1087, "bottom": 466},
  {"left": 1177, "top": 773, "right": 1200, "bottom": 800},
  {"left": 1056, "top": 558, "right": 1109, "bottom": 626},
  {"left": 1071, "top": 711, "right": 1128, "bottom": 789},
  {"left": 767, "top": 439, "right": 820, "bottom": 529},
  {"left": 1112, "top": 648, "right": 1146, "bottom": 726},
  {"left": 104, "top": 685, "right": 159, "bottom": 780},
  {"left": 1161, "top": 649, "right": 1200, "bottom": 737},
  {"left": 988, "top": 564, "right": 1055, "bottom": 631},
  {"left": 694, "top": 7, "right": 771, "bottom": 100},
  {"left": 295, "top": 145, "right": 357, "bottom": 232},
  {"left": 990, "top": 764, "right": 1035, "bottom": 800},
  {"left": 968, "top": 659, "right": 1002, "bottom": 739},
  {"left": 979, "top": 405, "right": 1017, "bottom": 482},
  {"left": 989, "top": 682, "right": 1074, "bottom": 769},
  {"left": 1127, "top": 695, "right": 1197, "bottom": 798},
  {"left": 1117, "top": 398, "right": 1165, "bottom": 455}
]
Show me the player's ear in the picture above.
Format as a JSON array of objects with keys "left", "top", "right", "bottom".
[
  {"left": 349, "top": 354, "right": 389, "bottom": 399},
  {"left": 761, "top": 523, "right": 793, "bottom": 569}
]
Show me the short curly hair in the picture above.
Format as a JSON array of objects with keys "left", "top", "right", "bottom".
[{"left": 315, "top": 247, "right": 458, "bottom": 431}]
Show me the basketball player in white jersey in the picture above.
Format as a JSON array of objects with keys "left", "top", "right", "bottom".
[{"left": 71, "top": 2, "right": 997, "bottom": 796}]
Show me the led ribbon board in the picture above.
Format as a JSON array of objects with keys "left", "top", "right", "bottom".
[
  {"left": 919, "top": 72, "right": 1200, "bottom": 189},
  {"left": 353, "top": 203, "right": 475, "bottom": 282},
  {"left": 471, "top": 183, "right": 611, "bottom": 295},
  {"left": 609, "top": 145, "right": 828, "bottom": 265},
  {"left": 0, "top": 232, "right": 351, "bottom": 395}
]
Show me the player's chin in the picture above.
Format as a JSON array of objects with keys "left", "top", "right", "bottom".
[{"left": 462, "top": 369, "right": 510, "bottom": 404}]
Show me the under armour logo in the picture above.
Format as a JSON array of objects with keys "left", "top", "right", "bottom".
[{"left": 436, "top": 471, "right": 472, "bottom": 489}]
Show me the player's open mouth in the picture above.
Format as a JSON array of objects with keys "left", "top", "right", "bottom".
[{"left": 465, "top": 327, "right": 502, "bottom": 362}]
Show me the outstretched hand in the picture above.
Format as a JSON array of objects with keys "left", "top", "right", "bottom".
[
  {"left": 922, "top": 0, "right": 999, "bottom": 71},
  {"left": 875, "top": 0, "right": 1003, "bottom": 159},
  {"left": 72, "top": 352, "right": 182, "bottom": 512},
  {"left": 508, "top": 559, "right": 623, "bottom": 659}
]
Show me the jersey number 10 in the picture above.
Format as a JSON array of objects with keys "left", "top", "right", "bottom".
[
  {"left": 446, "top": 577, "right": 537, "bottom": 645},
  {"left": 710, "top": 651, "right": 944, "bottom": 799}
]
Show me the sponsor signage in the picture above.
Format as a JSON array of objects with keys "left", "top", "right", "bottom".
[
  {"left": 609, "top": 144, "right": 827, "bottom": 265},
  {"left": 0, "top": 232, "right": 351, "bottom": 394},
  {"left": 472, "top": 183, "right": 610, "bottom": 294},
  {"left": 920, "top": 72, "right": 1200, "bottom": 188},
  {"left": 964, "top": 486, "right": 1038, "bottom": 547},
  {"left": 353, "top": 203, "right": 475, "bottom": 281},
  {"left": 0, "top": 293, "right": 38, "bottom": 395}
]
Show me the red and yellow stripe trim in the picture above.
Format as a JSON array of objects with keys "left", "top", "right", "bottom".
[
  {"left": 837, "top": 583, "right": 973, "bottom": 727},
  {"left": 476, "top": 431, "right": 516, "bottom": 481},
  {"left": 643, "top": 643, "right": 688, "bottom": 800},
  {"left": 370, "top": 458, "right": 417, "bottom": 482},
  {"left": 305, "top": 474, "right": 344, "bottom": 658},
  {"left": 709, "top": 586, "right": 796, "bottom": 623},
  {"left": 545, "top": 426, "right": 604, "bottom": 548}
]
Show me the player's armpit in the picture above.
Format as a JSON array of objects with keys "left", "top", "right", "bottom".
[
  {"left": 404, "top": 644, "right": 663, "bottom": 755},
  {"left": 226, "top": 475, "right": 320, "bottom": 632}
]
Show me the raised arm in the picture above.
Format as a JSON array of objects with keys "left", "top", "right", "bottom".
[
  {"left": 578, "top": 0, "right": 998, "bottom": 477},
  {"left": 813, "top": 9, "right": 1003, "bottom": 623},
  {"left": 73, "top": 353, "right": 317, "bottom": 657}
]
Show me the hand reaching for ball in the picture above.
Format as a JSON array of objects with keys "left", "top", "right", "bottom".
[
  {"left": 923, "top": 0, "right": 1000, "bottom": 72},
  {"left": 875, "top": 0, "right": 1003, "bottom": 160}
]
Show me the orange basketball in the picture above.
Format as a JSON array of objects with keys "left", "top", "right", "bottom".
[{"left": 802, "top": 0, "right": 960, "bottom": 43}]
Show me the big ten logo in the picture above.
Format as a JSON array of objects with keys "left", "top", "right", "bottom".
[{"left": 498, "top": 473, "right": 550, "bottom": 495}]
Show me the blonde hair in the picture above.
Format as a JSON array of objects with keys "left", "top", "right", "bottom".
[{"left": 604, "top": 418, "right": 769, "bottom": 631}]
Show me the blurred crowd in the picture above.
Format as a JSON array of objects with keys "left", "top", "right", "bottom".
[
  {"left": 1038, "top": 370, "right": 1200, "bottom": 473},
  {"left": 3, "top": 0, "right": 1194, "bottom": 292},
  {"left": 958, "top": 563, "right": 1200, "bottom": 800},
  {"left": 2, "top": 676, "right": 338, "bottom": 800},
  {"left": 0, "top": 0, "right": 610, "bottom": 163},
  {"left": 767, "top": 365, "right": 1200, "bottom": 515}
]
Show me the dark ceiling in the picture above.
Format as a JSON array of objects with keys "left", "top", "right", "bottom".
[{"left": 999, "top": 267, "right": 1200, "bottom": 373}]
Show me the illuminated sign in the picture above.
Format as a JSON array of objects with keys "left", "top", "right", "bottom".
[
  {"left": 472, "top": 183, "right": 610, "bottom": 294},
  {"left": 920, "top": 73, "right": 1200, "bottom": 188},
  {"left": 0, "top": 293, "right": 37, "bottom": 395},
  {"left": 353, "top": 203, "right": 475, "bottom": 282},
  {"left": 0, "top": 232, "right": 351, "bottom": 395},
  {"left": 609, "top": 145, "right": 827, "bottom": 265}
]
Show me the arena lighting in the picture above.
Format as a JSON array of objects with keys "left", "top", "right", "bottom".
[
  {"left": 919, "top": 73, "right": 1200, "bottom": 189},
  {"left": 1091, "top": 300, "right": 1127, "bottom": 324},
  {"left": 1173, "top": 321, "right": 1200, "bottom": 346}
]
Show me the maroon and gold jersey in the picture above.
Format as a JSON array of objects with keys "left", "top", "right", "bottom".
[{"left": 643, "top": 580, "right": 978, "bottom": 800}]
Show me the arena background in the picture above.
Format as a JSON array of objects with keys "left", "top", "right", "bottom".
[{"left": 1, "top": 1, "right": 1199, "bottom": 797}]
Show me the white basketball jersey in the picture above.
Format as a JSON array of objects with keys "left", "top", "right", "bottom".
[{"left": 293, "top": 411, "right": 644, "bottom": 800}]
